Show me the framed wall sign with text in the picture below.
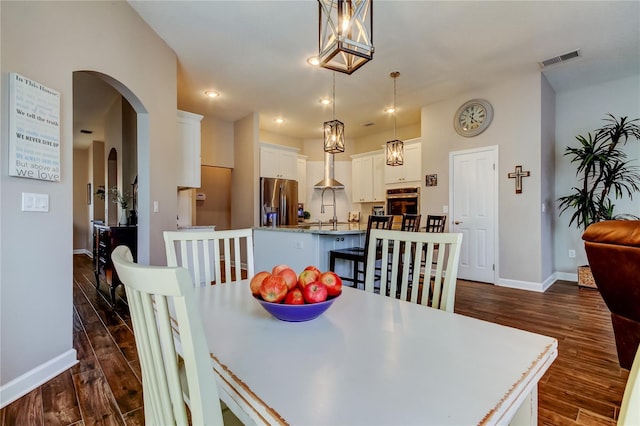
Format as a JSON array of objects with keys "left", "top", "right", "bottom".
[{"left": 9, "top": 73, "right": 61, "bottom": 181}]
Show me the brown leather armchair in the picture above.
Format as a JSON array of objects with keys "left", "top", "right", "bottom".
[{"left": 582, "top": 220, "right": 640, "bottom": 369}]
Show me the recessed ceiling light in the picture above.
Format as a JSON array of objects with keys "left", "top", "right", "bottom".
[
  {"left": 274, "top": 118, "right": 285, "bottom": 124},
  {"left": 204, "top": 90, "right": 220, "bottom": 98},
  {"left": 307, "top": 56, "right": 320, "bottom": 66},
  {"left": 384, "top": 106, "right": 396, "bottom": 114},
  {"left": 320, "top": 98, "right": 332, "bottom": 105}
]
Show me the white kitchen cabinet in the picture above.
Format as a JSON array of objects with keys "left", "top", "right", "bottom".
[
  {"left": 372, "top": 153, "right": 385, "bottom": 202},
  {"left": 384, "top": 140, "right": 422, "bottom": 184},
  {"left": 177, "top": 110, "right": 204, "bottom": 188},
  {"left": 260, "top": 144, "right": 299, "bottom": 180},
  {"left": 297, "top": 155, "right": 307, "bottom": 205},
  {"left": 351, "top": 150, "right": 385, "bottom": 203}
]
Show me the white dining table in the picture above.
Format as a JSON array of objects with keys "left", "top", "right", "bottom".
[{"left": 194, "top": 282, "right": 557, "bottom": 425}]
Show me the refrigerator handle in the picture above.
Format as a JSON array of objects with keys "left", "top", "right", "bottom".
[{"left": 279, "top": 183, "right": 286, "bottom": 225}]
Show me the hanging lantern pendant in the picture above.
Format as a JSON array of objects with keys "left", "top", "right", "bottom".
[
  {"left": 318, "top": 0, "right": 374, "bottom": 75},
  {"left": 324, "top": 72, "right": 345, "bottom": 153},
  {"left": 386, "top": 71, "right": 404, "bottom": 166}
]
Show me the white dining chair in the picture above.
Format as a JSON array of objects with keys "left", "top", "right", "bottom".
[
  {"left": 364, "top": 228, "right": 463, "bottom": 312},
  {"left": 164, "top": 228, "right": 254, "bottom": 287},
  {"left": 619, "top": 345, "right": 640, "bottom": 425},
  {"left": 111, "top": 245, "right": 224, "bottom": 425}
]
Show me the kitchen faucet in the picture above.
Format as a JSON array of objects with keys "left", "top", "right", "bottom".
[{"left": 321, "top": 187, "right": 338, "bottom": 229}]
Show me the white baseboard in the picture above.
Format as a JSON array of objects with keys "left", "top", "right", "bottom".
[
  {"left": 555, "top": 271, "right": 578, "bottom": 282},
  {"left": 496, "top": 277, "right": 545, "bottom": 293},
  {"left": 496, "top": 271, "right": 578, "bottom": 293},
  {"left": 72, "top": 249, "right": 92, "bottom": 257},
  {"left": 0, "top": 349, "right": 78, "bottom": 409}
]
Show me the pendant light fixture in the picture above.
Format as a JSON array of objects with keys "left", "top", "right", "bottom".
[
  {"left": 323, "top": 72, "right": 345, "bottom": 154},
  {"left": 386, "top": 71, "right": 403, "bottom": 166},
  {"left": 318, "top": 0, "right": 374, "bottom": 75}
]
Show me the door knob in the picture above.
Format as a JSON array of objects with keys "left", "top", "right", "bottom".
[{"left": 454, "top": 221, "right": 463, "bottom": 225}]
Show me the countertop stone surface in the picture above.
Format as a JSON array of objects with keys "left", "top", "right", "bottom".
[{"left": 255, "top": 223, "right": 366, "bottom": 235}]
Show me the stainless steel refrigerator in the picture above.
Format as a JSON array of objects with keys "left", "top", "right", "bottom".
[{"left": 260, "top": 177, "right": 299, "bottom": 226}]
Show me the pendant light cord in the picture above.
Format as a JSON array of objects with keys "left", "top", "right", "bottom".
[
  {"left": 393, "top": 74, "right": 397, "bottom": 138},
  {"left": 390, "top": 71, "right": 400, "bottom": 138},
  {"left": 332, "top": 72, "right": 336, "bottom": 120}
]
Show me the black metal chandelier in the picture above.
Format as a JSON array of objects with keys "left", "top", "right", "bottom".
[
  {"left": 386, "top": 71, "right": 403, "bottom": 166},
  {"left": 323, "top": 72, "right": 345, "bottom": 153},
  {"left": 318, "top": 0, "right": 374, "bottom": 75}
]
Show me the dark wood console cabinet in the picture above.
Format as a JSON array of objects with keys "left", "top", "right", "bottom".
[{"left": 93, "top": 223, "right": 137, "bottom": 307}]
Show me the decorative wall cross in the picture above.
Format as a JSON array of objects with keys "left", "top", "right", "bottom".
[{"left": 508, "top": 165, "right": 530, "bottom": 194}]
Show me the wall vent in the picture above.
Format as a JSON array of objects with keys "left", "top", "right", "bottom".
[{"left": 540, "top": 49, "right": 581, "bottom": 68}]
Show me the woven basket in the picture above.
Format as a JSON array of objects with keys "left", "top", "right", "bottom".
[{"left": 578, "top": 265, "right": 597, "bottom": 289}]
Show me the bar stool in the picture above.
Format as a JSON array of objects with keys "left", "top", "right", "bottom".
[{"left": 329, "top": 215, "right": 393, "bottom": 289}]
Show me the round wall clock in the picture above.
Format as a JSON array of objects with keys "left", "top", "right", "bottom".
[{"left": 454, "top": 99, "right": 493, "bottom": 137}]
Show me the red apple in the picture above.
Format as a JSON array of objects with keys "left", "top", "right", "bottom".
[
  {"left": 297, "top": 269, "right": 320, "bottom": 289},
  {"left": 319, "top": 271, "right": 342, "bottom": 297},
  {"left": 302, "top": 282, "right": 328, "bottom": 304},
  {"left": 284, "top": 288, "right": 305, "bottom": 305},
  {"left": 304, "top": 265, "right": 321, "bottom": 273},
  {"left": 272, "top": 264, "right": 291, "bottom": 275},
  {"left": 277, "top": 268, "right": 298, "bottom": 291},
  {"left": 250, "top": 271, "right": 271, "bottom": 296},
  {"left": 260, "top": 275, "right": 288, "bottom": 303}
]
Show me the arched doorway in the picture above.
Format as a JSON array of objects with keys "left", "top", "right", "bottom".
[{"left": 73, "top": 70, "right": 150, "bottom": 263}]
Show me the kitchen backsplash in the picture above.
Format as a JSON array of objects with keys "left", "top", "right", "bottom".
[{"left": 304, "top": 160, "right": 353, "bottom": 223}]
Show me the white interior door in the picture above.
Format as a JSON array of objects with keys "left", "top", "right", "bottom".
[{"left": 449, "top": 146, "right": 497, "bottom": 283}]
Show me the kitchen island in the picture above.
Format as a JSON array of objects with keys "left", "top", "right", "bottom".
[{"left": 253, "top": 223, "right": 365, "bottom": 275}]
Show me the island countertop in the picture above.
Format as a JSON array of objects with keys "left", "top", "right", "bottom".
[{"left": 254, "top": 222, "right": 366, "bottom": 235}]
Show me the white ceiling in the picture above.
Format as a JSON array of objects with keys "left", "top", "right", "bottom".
[{"left": 74, "top": 1, "right": 640, "bottom": 147}]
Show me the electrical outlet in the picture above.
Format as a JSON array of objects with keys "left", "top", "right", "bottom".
[{"left": 568, "top": 250, "right": 576, "bottom": 258}]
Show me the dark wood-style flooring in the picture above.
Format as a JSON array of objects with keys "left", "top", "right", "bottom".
[{"left": 1, "top": 254, "right": 629, "bottom": 425}]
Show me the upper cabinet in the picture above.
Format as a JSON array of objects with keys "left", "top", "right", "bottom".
[
  {"left": 352, "top": 150, "right": 385, "bottom": 203},
  {"left": 384, "top": 140, "right": 421, "bottom": 184},
  {"left": 177, "top": 110, "right": 203, "bottom": 188},
  {"left": 260, "top": 143, "right": 299, "bottom": 180}
]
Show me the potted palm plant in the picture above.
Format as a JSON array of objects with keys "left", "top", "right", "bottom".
[{"left": 558, "top": 114, "right": 640, "bottom": 287}]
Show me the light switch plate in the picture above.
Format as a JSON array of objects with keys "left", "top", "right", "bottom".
[{"left": 22, "top": 192, "right": 49, "bottom": 212}]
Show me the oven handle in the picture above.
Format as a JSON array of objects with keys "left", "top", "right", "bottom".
[{"left": 386, "top": 193, "right": 420, "bottom": 199}]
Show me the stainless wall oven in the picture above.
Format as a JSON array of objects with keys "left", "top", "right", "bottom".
[{"left": 386, "top": 187, "right": 420, "bottom": 228}]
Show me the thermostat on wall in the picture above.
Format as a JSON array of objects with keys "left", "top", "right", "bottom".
[{"left": 195, "top": 193, "right": 206, "bottom": 201}]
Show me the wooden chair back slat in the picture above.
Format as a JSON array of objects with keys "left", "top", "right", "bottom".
[{"left": 364, "top": 229, "right": 463, "bottom": 312}]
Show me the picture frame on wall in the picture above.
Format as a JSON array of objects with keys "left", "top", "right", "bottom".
[
  {"left": 426, "top": 174, "right": 438, "bottom": 187},
  {"left": 87, "top": 183, "right": 92, "bottom": 204}
]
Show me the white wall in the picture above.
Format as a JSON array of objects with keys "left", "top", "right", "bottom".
[
  {"left": 554, "top": 75, "right": 640, "bottom": 276},
  {"left": 232, "top": 113, "right": 260, "bottom": 228},
  {"left": 1, "top": 1, "right": 177, "bottom": 406},
  {"left": 540, "top": 76, "right": 556, "bottom": 280},
  {"left": 422, "top": 71, "right": 547, "bottom": 288},
  {"left": 201, "top": 115, "right": 235, "bottom": 168}
]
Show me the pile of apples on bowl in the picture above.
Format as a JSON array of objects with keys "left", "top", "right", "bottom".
[{"left": 250, "top": 264, "right": 342, "bottom": 304}]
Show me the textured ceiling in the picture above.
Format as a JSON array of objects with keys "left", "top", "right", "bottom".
[{"left": 74, "top": 1, "right": 640, "bottom": 147}]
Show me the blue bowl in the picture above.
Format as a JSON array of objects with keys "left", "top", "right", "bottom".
[{"left": 254, "top": 293, "right": 341, "bottom": 322}]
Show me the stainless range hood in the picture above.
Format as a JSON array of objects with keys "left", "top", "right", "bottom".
[{"left": 313, "top": 152, "right": 344, "bottom": 189}]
